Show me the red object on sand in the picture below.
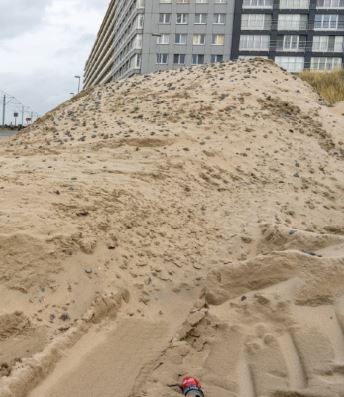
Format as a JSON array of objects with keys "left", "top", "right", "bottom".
[{"left": 181, "top": 377, "right": 204, "bottom": 396}]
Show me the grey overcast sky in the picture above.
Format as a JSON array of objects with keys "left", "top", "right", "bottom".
[{"left": 0, "top": 0, "right": 109, "bottom": 118}]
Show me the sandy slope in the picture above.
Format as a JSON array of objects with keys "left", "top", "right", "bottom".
[{"left": 0, "top": 59, "right": 344, "bottom": 397}]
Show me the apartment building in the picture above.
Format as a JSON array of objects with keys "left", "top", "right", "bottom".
[
  {"left": 232, "top": 0, "right": 344, "bottom": 72},
  {"left": 84, "top": 0, "right": 236, "bottom": 88},
  {"left": 84, "top": 0, "right": 344, "bottom": 88},
  {"left": 84, "top": 0, "right": 117, "bottom": 88}
]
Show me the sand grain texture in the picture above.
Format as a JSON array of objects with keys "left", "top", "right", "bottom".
[{"left": 0, "top": 59, "right": 344, "bottom": 396}]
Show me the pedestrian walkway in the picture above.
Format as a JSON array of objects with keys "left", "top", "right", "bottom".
[{"left": 0, "top": 129, "right": 16, "bottom": 138}]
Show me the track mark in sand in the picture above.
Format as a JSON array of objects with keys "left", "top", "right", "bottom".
[
  {"left": 28, "top": 319, "right": 170, "bottom": 397},
  {"left": 302, "top": 304, "right": 344, "bottom": 365},
  {"left": 239, "top": 356, "right": 256, "bottom": 397},
  {"left": 332, "top": 305, "right": 344, "bottom": 373},
  {"left": 335, "top": 301, "right": 344, "bottom": 336},
  {"left": 330, "top": 311, "right": 344, "bottom": 365},
  {"left": 278, "top": 332, "right": 307, "bottom": 390}
]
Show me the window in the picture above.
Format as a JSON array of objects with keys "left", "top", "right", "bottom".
[
  {"left": 239, "top": 55, "right": 269, "bottom": 59},
  {"left": 279, "top": 0, "right": 310, "bottom": 8},
  {"left": 278, "top": 14, "right": 308, "bottom": 30},
  {"left": 177, "top": 13, "right": 188, "bottom": 24},
  {"left": 196, "top": 0, "right": 208, "bottom": 3},
  {"left": 317, "top": 0, "right": 344, "bottom": 8},
  {"left": 241, "top": 14, "right": 272, "bottom": 30},
  {"left": 160, "top": 0, "right": 172, "bottom": 2},
  {"left": 312, "top": 35, "right": 344, "bottom": 51},
  {"left": 311, "top": 57, "right": 342, "bottom": 70},
  {"left": 239, "top": 34, "right": 270, "bottom": 50},
  {"left": 314, "top": 14, "right": 339, "bottom": 30},
  {"left": 175, "top": 34, "right": 187, "bottom": 44},
  {"left": 195, "top": 13, "right": 207, "bottom": 24},
  {"left": 282, "top": 35, "right": 306, "bottom": 50},
  {"left": 332, "top": 35, "right": 342, "bottom": 50},
  {"left": 212, "top": 34, "right": 225, "bottom": 45},
  {"left": 157, "top": 34, "right": 170, "bottom": 44},
  {"left": 159, "top": 13, "right": 171, "bottom": 24},
  {"left": 136, "top": 14, "right": 144, "bottom": 29},
  {"left": 193, "top": 34, "right": 206, "bottom": 45},
  {"left": 312, "top": 35, "right": 329, "bottom": 51},
  {"left": 131, "top": 54, "right": 141, "bottom": 69},
  {"left": 156, "top": 54, "right": 168, "bottom": 64},
  {"left": 283, "top": 35, "right": 299, "bottom": 50},
  {"left": 275, "top": 56, "right": 304, "bottom": 72},
  {"left": 192, "top": 54, "right": 205, "bottom": 64},
  {"left": 243, "top": 0, "right": 273, "bottom": 7},
  {"left": 133, "top": 34, "right": 143, "bottom": 49},
  {"left": 174, "top": 54, "right": 186, "bottom": 64},
  {"left": 211, "top": 54, "right": 224, "bottom": 62},
  {"left": 214, "top": 14, "right": 226, "bottom": 24},
  {"left": 276, "top": 35, "right": 307, "bottom": 50},
  {"left": 311, "top": 57, "right": 342, "bottom": 69}
]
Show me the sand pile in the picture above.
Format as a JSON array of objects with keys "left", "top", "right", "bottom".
[{"left": 0, "top": 59, "right": 343, "bottom": 397}]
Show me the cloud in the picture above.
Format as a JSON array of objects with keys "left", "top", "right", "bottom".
[
  {"left": 0, "top": 0, "right": 53, "bottom": 39},
  {"left": 0, "top": 0, "right": 109, "bottom": 119}
]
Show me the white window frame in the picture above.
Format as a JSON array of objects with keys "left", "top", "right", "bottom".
[
  {"left": 275, "top": 56, "right": 305, "bottom": 72},
  {"left": 310, "top": 56, "right": 342, "bottom": 69},
  {"left": 314, "top": 14, "right": 339, "bottom": 30}
]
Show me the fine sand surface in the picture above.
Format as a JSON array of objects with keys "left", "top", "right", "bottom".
[
  {"left": 330, "top": 101, "right": 344, "bottom": 117},
  {"left": 0, "top": 59, "right": 344, "bottom": 397}
]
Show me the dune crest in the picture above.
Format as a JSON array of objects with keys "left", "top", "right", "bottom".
[{"left": 0, "top": 59, "right": 343, "bottom": 396}]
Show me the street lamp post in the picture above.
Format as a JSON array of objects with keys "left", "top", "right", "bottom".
[{"left": 74, "top": 75, "right": 81, "bottom": 94}]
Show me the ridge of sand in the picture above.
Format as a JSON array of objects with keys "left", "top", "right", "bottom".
[{"left": 0, "top": 59, "right": 343, "bottom": 396}]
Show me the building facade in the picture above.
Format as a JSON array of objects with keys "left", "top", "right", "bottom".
[
  {"left": 232, "top": 0, "right": 344, "bottom": 72},
  {"left": 84, "top": 0, "right": 236, "bottom": 87},
  {"left": 84, "top": 0, "right": 117, "bottom": 88},
  {"left": 84, "top": 0, "right": 344, "bottom": 88}
]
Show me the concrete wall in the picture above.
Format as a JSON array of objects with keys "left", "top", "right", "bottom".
[{"left": 141, "top": 0, "right": 236, "bottom": 74}]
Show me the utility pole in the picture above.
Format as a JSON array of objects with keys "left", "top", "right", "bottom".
[{"left": 2, "top": 95, "right": 5, "bottom": 127}]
